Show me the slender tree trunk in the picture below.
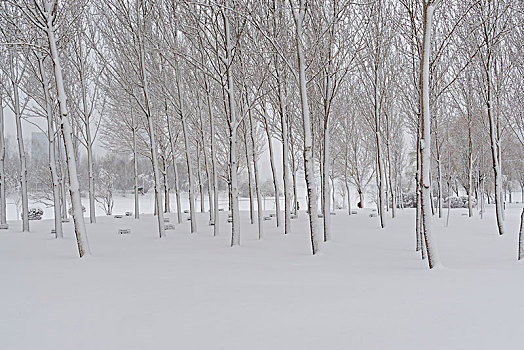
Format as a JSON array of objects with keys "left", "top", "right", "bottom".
[
  {"left": 323, "top": 116, "right": 331, "bottom": 240},
  {"left": 197, "top": 146, "right": 205, "bottom": 213},
  {"left": 289, "top": 126, "right": 298, "bottom": 216},
  {"left": 57, "top": 135, "right": 68, "bottom": 221},
  {"left": 136, "top": 2, "right": 165, "bottom": 238},
  {"left": 291, "top": 2, "right": 320, "bottom": 254},
  {"left": 9, "top": 55, "right": 29, "bottom": 232},
  {"left": 373, "top": 71, "right": 385, "bottom": 229},
  {"left": 167, "top": 117, "right": 182, "bottom": 224},
  {"left": 420, "top": 2, "right": 440, "bottom": 268},
  {"left": 38, "top": 56, "right": 63, "bottom": 238},
  {"left": 262, "top": 108, "right": 281, "bottom": 227},
  {"left": 0, "top": 91, "right": 7, "bottom": 227},
  {"left": 44, "top": 1, "right": 91, "bottom": 255},
  {"left": 79, "top": 53, "right": 96, "bottom": 224},
  {"left": 197, "top": 96, "right": 214, "bottom": 224},
  {"left": 163, "top": 162, "right": 170, "bottom": 213},
  {"left": 175, "top": 62, "right": 197, "bottom": 233},
  {"left": 205, "top": 77, "right": 219, "bottom": 233},
  {"left": 518, "top": 208, "right": 524, "bottom": 261},
  {"left": 243, "top": 126, "right": 255, "bottom": 224},
  {"left": 486, "top": 70, "right": 504, "bottom": 235},
  {"left": 132, "top": 113, "right": 140, "bottom": 219},
  {"left": 248, "top": 108, "right": 263, "bottom": 239},
  {"left": 386, "top": 140, "right": 396, "bottom": 219},
  {"left": 223, "top": 7, "right": 240, "bottom": 246},
  {"left": 277, "top": 72, "right": 291, "bottom": 234}
]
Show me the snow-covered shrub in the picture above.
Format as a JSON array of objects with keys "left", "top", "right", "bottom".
[
  {"left": 443, "top": 196, "right": 477, "bottom": 208},
  {"left": 26, "top": 207, "right": 43, "bottom": 220},
  {"left": 402, "top": 192, "right": 417, "bottom": 208}
]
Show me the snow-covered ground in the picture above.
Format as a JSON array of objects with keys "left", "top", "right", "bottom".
[{"left": 1, "top": 203, "right": 523, "bottom": 350}]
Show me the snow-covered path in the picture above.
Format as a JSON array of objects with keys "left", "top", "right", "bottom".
[{"left": 1, "top": 205, "right": 523, "bottom": 349}]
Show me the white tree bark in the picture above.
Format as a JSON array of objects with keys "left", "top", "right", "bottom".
[
  {"left": 79, "top": 51, "right": 96, "bottom": 224},
  {"left": 166, "top": 116, "right": 182, "bottom": 224},
  {"left": 8, "top": 54, "right": 29, "bottom": 232},
  {"left": 135, "top": 0, "right": 165, "bottom": 238},
  {"left": 175, "top": 61, "right": 197, "bottom": 233},
  {"left": 131, "top": 111, "right": 140, "bottom": 219},
  {"left": 420, "top": 1, "right": 441, "bottom": 269},
  {"left": 248, "top": 108, "right": 263, "bottom": 239},
  {"left": 38, "top": 56, "right": 63, "bottom": 238},
  {"left": 204, "top": 77, "right": 219, "bottom": 234},
  {"left": 44, "top": 0, "right": 90, "bottom": 256},
  {"left": 0, "top": 89, "right": 7, "bottom": 227},
  {"left": 290, "top": 0, "right": 320, "bottom": 254},
  {"left": 262, "top": 107, "right": 281, "bottom": 227},
  {"left": 276, "top": 69, "right": 291, "bottom": 235},
  {"left": 518, "top": 208, "right": 524, "bottom": 261},
  {"left": 223, "top": 6, "right": 240, "bottom": 246}
]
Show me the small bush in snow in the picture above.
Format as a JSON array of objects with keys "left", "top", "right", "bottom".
[{"left": 27, "top": 207, "right": 44, "bottom": 220}]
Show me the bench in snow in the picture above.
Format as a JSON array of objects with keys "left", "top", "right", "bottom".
[
  {"left": 263, "top": 216, "right": 272, "bottom": 221},
  {"left": 369, "top": 213, "right": 377, "bottom": 218},
  {"left": 290, "top": 214, "right": 298, "bottom": 219},
  {"left": 51, "top": 229, "right": 56, "bottom": 235},
  {"left": 318, "top": 214, "right": 324, "bottom": 218},
  {"left": 118, "top": 228, "right": 131, "bottom": 235},
  {"left": 165, "top": 224, "right": 175, "bottom": 230},
  {"left": 125, "top": 212, "right": 133, "bottom": 217},
  {"left": 227, "top": 217, "right": 233, "bottom": 223},
  {"left": 61, "top": 218, "right": 70, "bottom": 223},
  {"left": 269, "top": 213, "right": 277, "bottom": 217},
  {"left": 183, "top": 210, "right": 189, "bottom": 214},
  {"left": 351, "top": 210, "right": 357, "bottom": 215},
  {"left": 114, "top": 215, "right": 123, "bottom": 219},
  {"left": 0, "top": 224, "right": 8, "bottom": 230},
  {"left": 163, "top": 218, "right": 170, "bottom": 222},
  {"left": 330, "top": 212, "right": 336, "bottom": 216}
]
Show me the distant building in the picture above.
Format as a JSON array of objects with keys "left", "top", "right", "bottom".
[{"left": 31, "top": 132, "right": 48, "bottom": 161}]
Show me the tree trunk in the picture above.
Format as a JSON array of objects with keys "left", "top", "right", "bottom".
[
  {"left": 262, "top": 108, "right": 281, "bottom": 227},
  {"left": 176, "top": 62, "right": 197, "bottom": 233},
  {"left": 38, "top": 56, "right": 63, "bottom": 238},
  {"left": 323, "top": 116, "right": 331, "bottom": 241},
  {"left": 197, "top": 147, "right": 205, "bottom": 213},
  {"left": 243, "top": 128, "right": 255, "bottom": 224},
  {"left": 197, "top": 96, "right": 214, "bottom": 224},
  {"left": 79, "top": 51, "right": 96, "bottom": 224},
  {"left": 373, "top": 71, "right": 385, "bottom": 229},
  {"left": 0, "top": 90, "right": 7, "bottom": 227},
  {"left": 248, "top": 108, "right": 263, "bottom": 239},
  {"left": 223, "top": 7, "right": 240, "bottom": 246},
  {"left": 205, "top": 77, "right": 219, "bottom": 234},
  {"left": 9, "top": 55, "right": 29, "bottom": 232},
  {"left": 291, "top": 2, "right": 320, "bottom": 254},
  {"left": 420, "top": 2, "right": 440, "bottom": 269},
  {"left": 277, "top": 72, "right": 291, "bottom": 234},
  {"left": 45, "top": 1, "right": 91, "bottom": 255},
  {"left": 167, "top": 116, "right": 182, "bottom": 224},
  {"left": 132, "top": 113, "right": 140, "bottom": 219},
  {"left": 518, "top": 208, "right": 524, "bottom": 261},
  {"left": 136, "top": 1, "right": 165, "bottom": 238}
]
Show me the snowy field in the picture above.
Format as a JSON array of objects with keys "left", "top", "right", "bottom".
[{"left": 1, "top": 203, "right": 523, "bottom": 350}]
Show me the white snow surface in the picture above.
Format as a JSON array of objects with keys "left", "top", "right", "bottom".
[{"left": 1, "top": 203, "right": 523, "bottom": 350}]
